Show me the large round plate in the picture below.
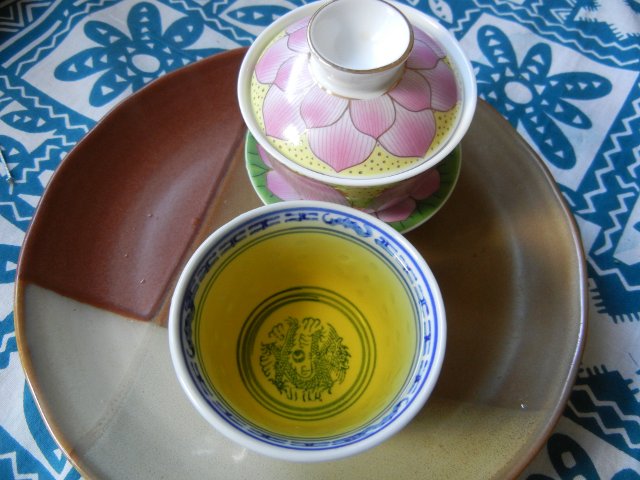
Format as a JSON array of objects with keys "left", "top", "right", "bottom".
[{"left": 15, "top": 48, "right": 586, "bottom": 479}]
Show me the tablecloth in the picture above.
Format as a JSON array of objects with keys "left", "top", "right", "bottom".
[{"left": 0, "top": 0, "right": 638, "bottom": 478}]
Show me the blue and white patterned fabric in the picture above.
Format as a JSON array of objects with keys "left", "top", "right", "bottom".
[{"left": 0, "top": 0, "right": 638, "bottom": 478}]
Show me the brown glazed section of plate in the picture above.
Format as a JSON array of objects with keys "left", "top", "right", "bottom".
[{"left": 18, "top": 49, "right": 250, "bottom": 322}]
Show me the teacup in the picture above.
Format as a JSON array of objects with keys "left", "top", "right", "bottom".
[
  {"left": 168, "top": 201, "right": 446, "bottom": 462},
  {"left": 237, "top": 0, "right": 476, "bottom": 224}
]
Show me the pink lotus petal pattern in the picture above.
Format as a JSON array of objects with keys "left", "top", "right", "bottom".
[
  {"left": 258, "top": 144, "right": 348, "bottom": 205},
  {"left": 254, "top": 17, "right": 459, "bottom": 173},
  {"left": 364, "top": 168, "right": 440, "bottom": 222},
  {"left": 256, "top": 144, "right": 440, "bottom": 222}
]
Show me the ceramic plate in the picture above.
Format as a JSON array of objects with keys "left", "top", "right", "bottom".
[
  {"left": 245, "top": 133, "right": 462, "bottom": 233},
  {"left": 15, "top": 48, "right": 586, "bottom": 480}
]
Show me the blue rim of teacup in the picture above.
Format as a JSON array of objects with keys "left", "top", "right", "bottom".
[{"left": 168, "top": 201, "right": 446, "bottom": 462}]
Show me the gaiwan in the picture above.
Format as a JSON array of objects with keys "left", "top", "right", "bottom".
[{"left": 238, "top": 0, "right": 476, "bottom": 226}]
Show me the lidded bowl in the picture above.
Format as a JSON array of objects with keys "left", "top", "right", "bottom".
[{"left": 238, "top": 0, "right": 476, "bottom": 225}]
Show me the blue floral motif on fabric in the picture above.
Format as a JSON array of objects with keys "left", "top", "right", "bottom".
[
  {"left": 473, "top": 25, "right": 611, "bottom": 170},
  {"left": 54, "top": 2, "right": 222, "bottom": 106},
  {"left": 472, "top": 0, "right": 640, "bottom": 70}
]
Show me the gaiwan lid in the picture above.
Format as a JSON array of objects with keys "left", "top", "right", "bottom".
[{"left": 240, "top": 0, "right": 473, "bottom": 184}]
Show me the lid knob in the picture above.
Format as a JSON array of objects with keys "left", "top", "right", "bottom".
[{"left": 307, "top": 0, "right": 414, "bottom": 99}]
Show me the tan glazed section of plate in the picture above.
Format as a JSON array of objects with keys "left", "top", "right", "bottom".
[{"left": 15, "top": 48, "right": 586, "bottom": 479}]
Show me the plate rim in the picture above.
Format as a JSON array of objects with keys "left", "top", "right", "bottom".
[
  {"left": 482, "top": 102, "right": 588, "bottom": 478},
  {"left": 13, "top": 49, "right": 588, "bottom": 480}
]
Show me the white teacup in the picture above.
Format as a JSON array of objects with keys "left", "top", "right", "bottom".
[{"left": 168, "top": 201, "right": 446, "bottom": 461}]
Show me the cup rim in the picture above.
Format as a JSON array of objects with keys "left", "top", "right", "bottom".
[
  {"left": 307, "top": 0, "right": 414, "bottom": 75},
  {"left": 168, "top": 201, "right": 446, "bottom": 462},
  {"left": 237, "top": 1, "right": 477, "bottom": 188}
]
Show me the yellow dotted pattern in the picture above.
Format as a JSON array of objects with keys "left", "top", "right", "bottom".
[
  {"left": 251, "top": 78, "right": 268, "bottom": 132},
  {"left": 249, "top": 51, "right": 461, "bottom": 180}
]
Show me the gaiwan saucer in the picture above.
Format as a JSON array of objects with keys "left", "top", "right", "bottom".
[{"left": 245, "top": 132, "right": 462, "bottom": 233}]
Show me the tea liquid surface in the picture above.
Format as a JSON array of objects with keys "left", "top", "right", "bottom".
[{"left": 194, "top": 230, "right": 417, "bottom": 439}]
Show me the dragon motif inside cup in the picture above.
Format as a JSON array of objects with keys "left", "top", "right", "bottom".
[{"left": 260, "top": 317, "right": 350, "bottom": 402}]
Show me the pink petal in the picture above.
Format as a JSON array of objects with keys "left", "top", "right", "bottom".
[
  {"left": 388, "top": 70, "right": 431, "bottom": 112},
  {"left": 371, "top": 182, "right": 414, "bottom": 209},
  {"left": 350, "top": 95, "right": 395, "bottom": 139},
  {"left": 379, "top": 104, "right": 435, "bottom": 157},
  {"left": 257, "top": 143, "right": 274, "bottom": 168},
  {"left": 371, "top": 169, "right": 439, "bottom": 209},
  {"left": 406, "top": 39, "right": 441, "bottom": 70},
  {"left": 286, "top": 16, "right": 310, "bottom": 34},
  {"left": 363, "top": 168, "right": 440, "bottom": 221},
  {"left": 308, "top": 111, "right": 376, "bottom": 172},
  {"left": 262, "top": 85, "right": 306, "bottom": 141},
  {"left": 410, "top": 168, "right": 440, "bottom": 199},
  {"left": 288, "top": 24, "right": 310, "bottom": 53},
  {"left": 291, "top": 176, "right": 349, "bottom": 204},
  {"left": 301, "top": 84, "right": 348, "bottom": 128},
  {"left": 274, "top": 56, "right": 314, "bottom": 95},
  {"left": 419, "top": 60, "right": 459, "bottom": 111},
  {"left": 375, "top": 197, "right": 416, "bottom": 222},
  {"left": 267, "top": 170, "right": 303, "bottom": 200},
  {"left": 267, "top": 162, "right": 349, "bottom": 204},
  {"left": 255, "top": 36, "right": 295, "bottom": 84},
  {"left": 412, "top": 27, "right": 446, "bottom": 57}
]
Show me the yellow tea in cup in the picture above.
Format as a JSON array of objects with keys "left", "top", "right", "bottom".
[
  {"left": 170, "top": 202, "right": 446, "bottom": 462},
  {"left": 194, "top": 229, "right": 417, "bottom": 439}
]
